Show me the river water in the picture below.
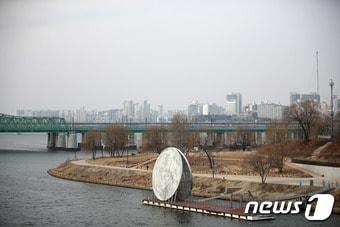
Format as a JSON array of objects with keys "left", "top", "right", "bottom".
[{"left": 0, "top": 133, "right": 339, "bottom": 226}]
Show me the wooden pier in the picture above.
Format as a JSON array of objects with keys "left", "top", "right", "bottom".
[{"left": 142, "top": 198, "right": 274, "bottom": 221}]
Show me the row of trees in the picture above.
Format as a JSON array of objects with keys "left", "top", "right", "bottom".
[
  {"left": 83, "top": 100, "right": 340, "bottom": 158},
  {"left": 82, "top": 124, "right": 131, "bottom": 159},
  {"left": 142, "top": 113, "right": 236, "bottom": 154},
  {"left": 243, "top": 143, "right": 292, "bottom": 184},
  {"left": 244, "top": 99, "right": 340, "bottom": 183},
  {"left": 81, "top": 113, "right": 218, "bottom": 159},
  {"left": 284, "top": 99, "right": 339, "bottom": 142},
  {"left": 82, "top": 100, "right": 339, "bottom": 184}
]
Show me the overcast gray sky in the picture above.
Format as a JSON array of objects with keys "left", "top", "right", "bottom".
[{"left": 1, "top": 0, "right": 339, "bottom": 115}]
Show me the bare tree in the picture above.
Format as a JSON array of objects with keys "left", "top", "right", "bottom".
[
  {"left": 335, "top": 111, "right": 340, "bottom": 139},
  {"left": 199, "top": 143, "right": 214, "bottom": 169},
  {"left": 261, "top": 120, "right": 292, "bottom": 174},
  {"left": 142, "top": 125, "right": 168, "bottom": 153},
  {"left": 259, "top": 143, "right": 291, "bottom": 174},
  {"left": 185, "top": 131, "right": 199, "bottom": 153},
  {"left": 170, "top": 113, "right": 189, "bottom": 150},
  {"left": 104, "top": 124, "right": 130, "bottom": 157},
  {"left": 317, "top": 114, "right": 332, "bottom": 137},
  {"left": 235, "top": 125, "right": 252, "bottom": 151},
  {"left": 266, "top": 119, "right": 289, "bottom": 144},
  {"left": 196, "top": 131, "right": 218, "bottom": 167},
  {"left": 104, "top": 124, "right": 115, "bottom": 157},
  {"left": 243, "top": 153, "right": 272, "bottom": 184},
  {"left": 82, "top": 129, "right": 102, "bottom": 160},
  {"left": 286, "top": 100, "right": 321, "bottom": 142}
]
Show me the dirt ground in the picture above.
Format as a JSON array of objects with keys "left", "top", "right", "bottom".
[
  {"left": 48, "top": 150, "right": 340, "bottom": 213},
  {"left": 84, "top": 151, "right": 317, "bottom": 199},
  {"left": 87, "top": 151, "right": 311, "bottom": 177}
]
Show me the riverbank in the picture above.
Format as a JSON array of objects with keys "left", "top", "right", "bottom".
[
  {"left": 47, "top": 158, "right": 325, "bottom": 201},
  {"left": 47, "top": 150, "right": 340, "bottom": 213}
]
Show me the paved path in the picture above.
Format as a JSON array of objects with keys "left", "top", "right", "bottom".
[
  {"left": 72, "top": 159, "right": 340, "bottom": 188},
  {"left": 131, "top": 158, "right": 157, "bottom": 169},
  {"left": 285, "top": 159, "right": 322, "bottom": 178},
  {"left": 312, "top": 141, "right": 333, "bottom": 157},
  {"left": 72, "top": 159, "right": 146, "bottom": 172}
]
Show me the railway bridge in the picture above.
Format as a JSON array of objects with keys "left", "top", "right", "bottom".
[{"left": 0, "top": 114, "right": 291, "bottom": 150}]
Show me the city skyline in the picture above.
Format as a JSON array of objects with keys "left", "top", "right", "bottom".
[
  {"left": 1, "top": 0, "right": 339, "bottom": 115},
  {"left": 14, "top": 89, "right": 337, "bottom": 113},
  {"left": 15, "top": 90, "right": 339, "bottom": 123}
]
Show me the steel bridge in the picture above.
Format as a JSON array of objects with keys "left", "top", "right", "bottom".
[
  {"left": 0, "top": 114, "right": 292, "bottom": 150},
  {"left": 0, "top": 114, "right": 268, "bottom": 133},
  {"left": 0, "top": 114, "right": 71, "bottom": 133}
]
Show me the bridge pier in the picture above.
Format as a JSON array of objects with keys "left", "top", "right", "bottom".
[
  {"left": 224, "top": 132, "right": 233, "bottom": 148},
  {"left": 67, "top": 133, "right": 78, "bottom": 150},
  {"left": 56, "top": 133, "right": 66, "bottom": 149},
  {"left": 255, "top": 132, "right": 266, "bottom": 145},
  {"left": 47, "top": 132, "right": 78, "bottom": 150},
  {"left": 129, "top": 132, "right": 135, "bottom": 146},
  {"left": 216, "top": 133, "right": 224, "bottom": 147},
  {"left": 47, "top": 132, "right": 57, "bottom": 149}
]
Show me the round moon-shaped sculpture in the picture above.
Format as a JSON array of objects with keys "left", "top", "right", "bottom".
[
  {"left": 176, "top": 149, "right": 193, "bottom": 200},
  {"left": 152, "top": 147, "right": 192, "bottom": 201}
]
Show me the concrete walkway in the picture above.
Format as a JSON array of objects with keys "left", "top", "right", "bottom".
[
  {"left": 198, "top": 172, "right": 338, "bottom": 187},
  {"left": 285, "top": 158, "right": 322, "bottom": 178}
]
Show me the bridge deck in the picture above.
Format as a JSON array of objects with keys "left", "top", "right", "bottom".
[{"left": 1, "top": 114, "right": 299, "bottom": 133}]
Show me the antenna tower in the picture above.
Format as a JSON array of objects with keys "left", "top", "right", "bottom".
[{"left": 316, "top": 51, "right": 319, "bottom": 94}]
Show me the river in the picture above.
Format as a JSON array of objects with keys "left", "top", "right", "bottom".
[{"left": 0, "top": 133, "right": 339, "bottom": 226}]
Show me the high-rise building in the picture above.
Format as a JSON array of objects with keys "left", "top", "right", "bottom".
[
  {"left": 123, "top": 100, "right": 135, "bottom": 121},
  {"left": 289, "top": 92, "right": 300, "bottom": 105},
  {"left": 157, "top": 105, "right": 165, "bottom": 122},
  {"left": 75, "top": 106, "right": 87, "bottom": 122},
  {"left": 226, "top": 92, "right": 242, "bottom": 114},
  {"left": 225, "top": 101, "right": 236, "bottom": 114},
  {"left": 142, "top": 100, "right": 150, "bottom": 120},
  {"left": 320, "top": 102, "right": 328, "bottom": 114},
  {"left": 257, "top": 102, "right": 286, "bottom": 120},
  {"left": 289, "top": 92, "right": 320, "bottom": 105},
  {"left": 202, "top": 104, "right": 209, "bottom": 115},
  {"left": 188, "top": 101, "right": 201, "bottom": 117},
  {"left": 208, "top": 103, "right": 224, "bottom": 115}
]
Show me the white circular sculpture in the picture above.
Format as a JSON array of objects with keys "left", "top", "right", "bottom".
[{"left": 152, "top": 147, "right": 193, "bottom": 201}]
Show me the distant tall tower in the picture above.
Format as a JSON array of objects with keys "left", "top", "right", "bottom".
[
  {"left": 316, "top": 51, "right": 319, "bottom": 95},
  {"left": 123, "top": 100, "right": 135, "bottom": 121},
  {"left": 143, "top": 100, "right": 150, "bottom": 120},
  {"left": 226, "top": 92, "right": 242, "bottom": 113}
]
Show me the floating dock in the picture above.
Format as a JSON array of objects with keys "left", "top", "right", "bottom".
[{"left": 142, "top": 198, "right": 274, "bottom": 221}]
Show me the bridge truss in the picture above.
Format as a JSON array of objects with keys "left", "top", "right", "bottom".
[
  {"left": 1, "top": 114, "right": 295, "bottom": 134},
  {"left": 0, "top": 114, "right": 71, "bottom": 133}
]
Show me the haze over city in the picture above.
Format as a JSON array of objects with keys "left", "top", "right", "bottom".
[{"left": 1, "top": 0, "right": 339, "bottom": 115}]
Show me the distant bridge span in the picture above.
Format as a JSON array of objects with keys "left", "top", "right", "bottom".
[
  {"left": 0, "top": 114, "right": 300, "bottom": 150},
  {"left": 0, "top": 114, "right": 71, "bottom": 133},
  {"left": 0, "top": 114, "right": 269, "bottom": 133}
]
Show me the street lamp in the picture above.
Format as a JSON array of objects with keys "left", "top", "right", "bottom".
[
  {"left": 329, "top": 79, "right": 334, "bottom": 140},
  {"left": 211, "top": 155, "right": 216, "bottom": 178},
  {"left": 125, "top": 145, "right": 129, "bottom": 168}
]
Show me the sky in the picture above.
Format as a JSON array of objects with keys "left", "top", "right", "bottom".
[{"left": 1, "top": 0, "right": 339, "bottom": 115}]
